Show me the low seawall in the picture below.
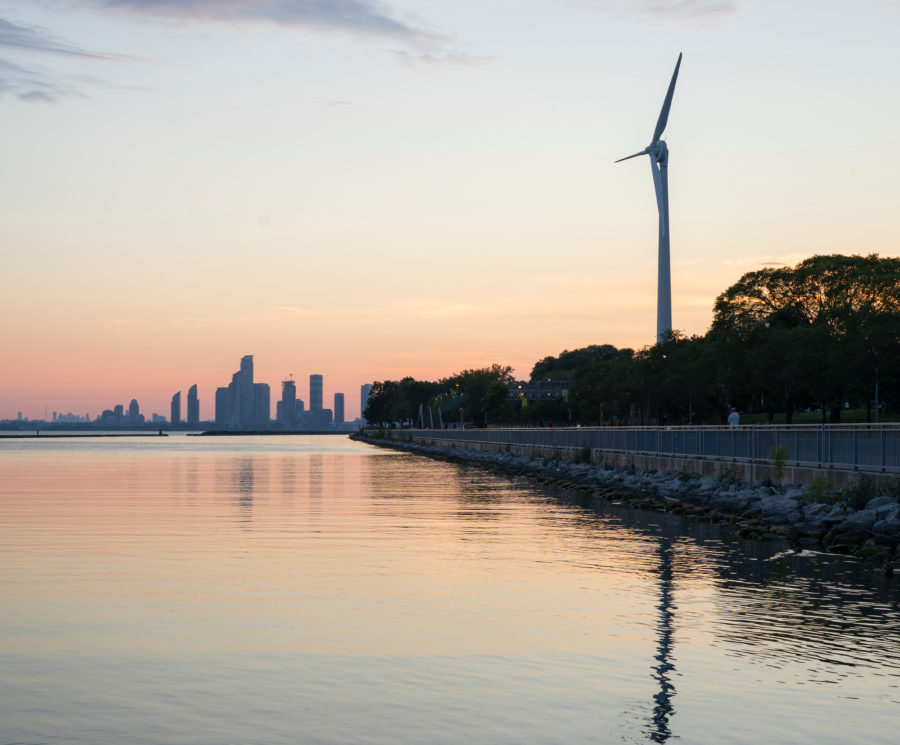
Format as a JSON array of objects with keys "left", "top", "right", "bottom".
[
  {"left": 353, "top": 431, "right": 900, "bottom": 563},
  {"left": 401, "top": 431, "right": 898, "bottom": 491}
]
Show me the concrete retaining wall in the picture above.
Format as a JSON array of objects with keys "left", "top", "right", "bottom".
[{"left": 402, "top": 434, "right": 895, "bottom": 490}]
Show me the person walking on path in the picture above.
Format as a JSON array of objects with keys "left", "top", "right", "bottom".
[{"left": 728, "top": 408, "right": 740, "bottom": 429}]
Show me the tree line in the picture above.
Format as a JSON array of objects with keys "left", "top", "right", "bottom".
[{"left": 364, "top": 255, "right": 900, "bottom": 427}]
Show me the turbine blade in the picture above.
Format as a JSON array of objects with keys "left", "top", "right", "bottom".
[
  {"left": 650, "top": 157, "right": 663, "bottom": 206},
  {"left": 615, "top": 148, "right": 649, "bottom": 163},
  {"left": 649, "top": 159, "right": 668, "bottom": 238},
  {"left": 651, "top": 52, "right": 682, "bottom": 145}
]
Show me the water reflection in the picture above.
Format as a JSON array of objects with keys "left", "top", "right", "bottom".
[
  {"left": 280, "top": 456, "right": 297, "bottom": 496},
  {"left": 398, "top": 467, "right": 683, "bottom": 740},
  {"left": 213, "top": 455, "right": 272, "bottom": 525},
  {"left": 235, "top": 457, "right": 255, "bottom": 524},
  {"left": 3, "top": 438, "right": 900, "bottom": 745},
  {"left": 650, "top": 539, "right": 675, "bottom": 743},
  {"left": 529, "top": 479, "right": 900, "bottom": 736},
  {"left": 308, "top": 454, "right": 323, "bottom": 502},
  {"left": 546, "top": 487, "right": 680, "bottom": 740},
  {"left": 569, "top": 486, "right": 900, "bottom": 706},
  {"left": 712, "top": 566, "right": 900, "bottom": 684}
]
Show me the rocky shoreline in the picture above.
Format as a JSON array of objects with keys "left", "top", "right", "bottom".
[{"left": 352, "top": 432, "right": 900, "bottom": 566}]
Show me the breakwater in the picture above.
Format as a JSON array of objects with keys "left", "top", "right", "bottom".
[
  {"left": 407, "top": 424, "right": 900, "bottom": 486},
  {"left": 353, "top": 431, "right": 900, "bottom": 562}
]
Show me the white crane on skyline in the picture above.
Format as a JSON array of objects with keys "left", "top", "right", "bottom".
[{"left": 616, "top": 53, "right": 682, "bottom": 344}]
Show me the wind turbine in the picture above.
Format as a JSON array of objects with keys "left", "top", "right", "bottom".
[{"left": 616, "top": 53, "right": 682, "bottom": 344}]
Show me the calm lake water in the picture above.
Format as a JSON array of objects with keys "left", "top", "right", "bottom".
[{"left": 2, "top": 434, "right": 899, "bottom": 744}]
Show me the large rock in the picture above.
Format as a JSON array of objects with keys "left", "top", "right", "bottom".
[
  {"left": 711, "top": 493, "right": 754, "bottom": 513},
  {"left": 822, "top": 502, "right": 852, "bottom": 525},
  {"left": 591, "top": 469, "right": 616, "bottom": 484},
  {"left": 843, "top": 508, "right": 879, "bottom": 531},
  {"left": 866, "top": 497, "right": 900, "bottom": 524},
  {"left": 867, "top": 496, "right": 899, "bottom": 511},
  {"left": 826, "top": 508, "right": 880, "bottom": 544},
  {"left": 745, "top": 493, "right": 802, "bottom": 524},
  {"left": 791, "top": 502, "right": 830, "bottom": 534},
  {"left": 872, "top": 517, "right": 900, "bottom": 541},
  {"left": 680, "top": 489, "right": 710, "bottom": 506},
  {"left": 697, "top": 476, "right": 719, "bottom": 493}
]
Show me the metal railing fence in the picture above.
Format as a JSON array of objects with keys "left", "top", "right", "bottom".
[{"left": 402, "top": 425, "right": 900, "bottom": 474}]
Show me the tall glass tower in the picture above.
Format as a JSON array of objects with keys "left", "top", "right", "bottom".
[
  {"left": 170, "top": 391, "right": 181, "bottom": 425},
  {"left": 309, "top": 374, "right": 323, "bottom": 412},
  {"left": 187, "top": 384, "right": 199, "bottom": 425},
  {"left": 279, "top": 379, "right": 297, "bottom": 429},
  {"left": 334, "top": 392, "right": 344, "bottom": 426}
]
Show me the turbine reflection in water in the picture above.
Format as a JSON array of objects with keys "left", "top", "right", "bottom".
[
  {"left": 534, "top": 484, "right": 679, "bottom": 741},
  {"left": 650, "top": 538, "right": 675, "bottom": 742}
]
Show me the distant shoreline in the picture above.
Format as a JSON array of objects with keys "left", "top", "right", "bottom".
[
  {"left": 195, "top": 430, "right": 353, "bottom": 436},
  {"left": 0, "top": 432, "right": 169, "bottom": 438},
  {"left": 0, "top": 430, "right": 357, "bottom": 438}
]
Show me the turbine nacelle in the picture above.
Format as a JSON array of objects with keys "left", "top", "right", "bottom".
[{"left": 650, "top": 140, "right": 668, "bottom": 166}]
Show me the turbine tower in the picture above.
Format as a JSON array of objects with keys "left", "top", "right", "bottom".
[{"left": 616, "top": 53, "right": 682, "bottom": 344}]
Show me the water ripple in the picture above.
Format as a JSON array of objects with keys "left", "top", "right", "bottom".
[{"left": 2, "top": 436, "right": 899, "bottom": 744}]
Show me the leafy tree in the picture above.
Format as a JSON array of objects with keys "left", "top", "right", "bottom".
[
  {"left": 712, "top": 254, "right": 900, "bottom": 331},
  {"left": 481, "top": 380, "right": 510, "bottom": 422},
  {"left": 363, "top": 380, "right": 400, "bottom": 427},
  {"left": 570, "top": 350, "right": 639, "bottom": 423},
  {"left": 531, "top": 344, "right": 633, "bottom": 381},
  {"left": 364, "top": 377, "right": 444, "bottom": 427},
  {"left": 712, "top": 254, "right": 900, "bottom": 422},
  {"left": 443, "top": 365, "right": 513, "bottom": 426}
]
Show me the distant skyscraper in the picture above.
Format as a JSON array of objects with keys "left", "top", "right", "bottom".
[
  {"left": 334, "top": 393, "right": 344, "bottom": 426},
  {"left": 171, "top": 391, "right": 181, "bottom": 425},
  {"left": 295, "top": 399, "right": 305, "bottom": 426},
  {"left": 215, "top": 355, "right": 266, "bottom": 430},
  {"left": 278, "top": 379, "right": 297, "bottom": 429},
  {"left": 310, "top": 374, "right": 323, "bottom": 412},
  {"left": 253, "top": 383, "right": 270, "bottom": 427},
  {"left": 240, "top": 354, "right": 253, "bottom": 380},
  {"left": 235, "top": 355, "right": 255, "bottom": 426},
  {"left": 361, "top": 383, "right": 373, "bottom": 425},
  {"left": 215, "top": 386, "right": 229, "bottom": 426},
  {"left": 187, "top": 384, "right": 199, "bottom": 425},
  {"left": 126, "top": 398, "right": 144, "bottom": 425}
]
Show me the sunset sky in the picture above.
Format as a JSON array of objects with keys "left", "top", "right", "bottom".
[{"left": 2, "top": 0, "right": 899, "bottom": 421}]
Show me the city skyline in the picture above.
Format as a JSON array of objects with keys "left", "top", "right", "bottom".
[
  {"left": 4, "top": 356, "right": 365, "bottom": 425},
  {"left": 2, "top": 1, "right": 899, "bottom": 420}
]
